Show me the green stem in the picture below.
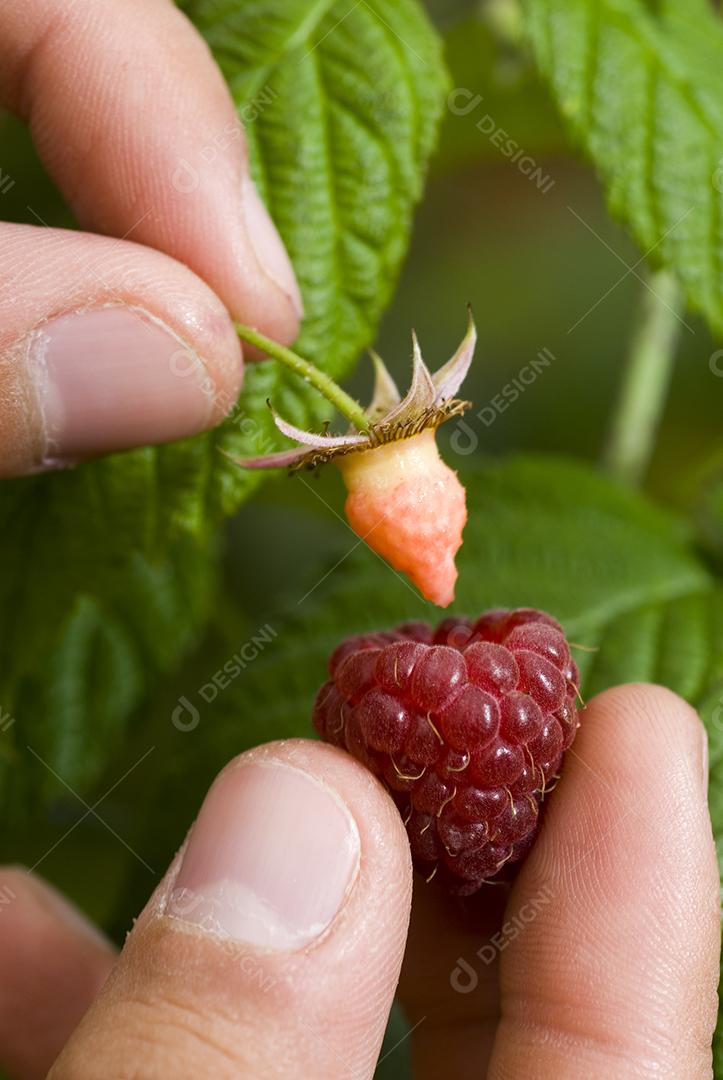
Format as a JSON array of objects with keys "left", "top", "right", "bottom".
[
  {"left": 603, "top": 269, "right": 683, "bottom": 486},
  {"left": 236, "top": 324, "right": 369, "bottom": 432}
]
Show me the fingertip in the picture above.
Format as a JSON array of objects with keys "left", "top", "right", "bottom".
[
  {"left": 38, "top": 304, "right": 243, "bottom": 460},
  {"left": 489, "top": 680, "right": 719, "bottom": 1079},
  {"left": 160, "top": 738, "right": 411, "bottom": 950},
  {"left": 588, "top": 680, "right": 702, "bottom": 727},
  {"left": 0, "top": 225, "right": 245, "bottom": 474},
  {"left": 50, "top": 740, "right": 412, "bottom": 1080},
  {"left": 0, "top": 867, "right": 114, "bottom": 1080},
  {"left": 0, "top": 0, "right": 303, "bottom": 345},
  {"left": 578, "top": 682, "right": 708, "bottom": 797},
  {"left": 240, "top": 175, "right": 304, "bottom": 325},
  {"left": 0, "top": 866, "right": 112, "bottom": 953}
]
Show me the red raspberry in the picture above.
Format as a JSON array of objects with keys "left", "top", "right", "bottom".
[{"left": 313, "top": 608, "right": 581, "bottom": 895}]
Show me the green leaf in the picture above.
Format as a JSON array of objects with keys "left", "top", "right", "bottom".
[
  {"left": 167, "top": 454, "right": 713, "bottom": 763},
  {"left": 437, "top": 10, "right": 566, "bottom": 176},
  {"left": 0, "top": 518, "right": 217, "bottom": 814},
  {"left": 177, "top": 0, "right": 449, "bottom": 523},
  {"left": 522, "top": 0, "right": 723, "bottom": 336},
  {"left": 695, "top": 449, "right": 723, "bottom": 571},
  {"left": 0, "top": 0, "right": 448, "bottom": 812}
]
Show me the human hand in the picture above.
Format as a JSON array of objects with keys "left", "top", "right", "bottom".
[
  {"left": 0, "top": 0, "right": 301, "bottom": 478},
  {"left": 0, "top": 684, "right": 717, "bottom": 1079}
]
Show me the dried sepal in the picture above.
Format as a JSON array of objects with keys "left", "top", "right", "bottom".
[
  {"left": 367, "top": 350, "right": 402, "bottom": 419},
  {"left": 431, "top": 307, "right": 476, "bottom": 403},
  {"left": 381, "top": 330, "right": 437, "bottom": 429},
  {"left": 232, "top": 314, "right": 477, "bottom": 472},
  {"left": 270, "top": 405, "right": 368, "bottom": 450},
  {"left": 232, "top": 446, "right": 311, "bottom": 471}
]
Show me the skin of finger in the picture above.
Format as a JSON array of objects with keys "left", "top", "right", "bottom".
[
  {"left": 487, "top": 683, "right": 720, "bottom": 1080},
  {"left": 48, "top": 740, "right": 412, "bottom": 1080},
  {"left": 0, "top": 0, "right": 299, "bottom": 343},
  {"left": 398, "top": 877, "right": 509, "bottom": 1080},
  {"left": 0, "top": 223, "right": 242, "bottom": 474},
  {"left": 0, "top": 868, "right": 115, "bottom": 1080}
]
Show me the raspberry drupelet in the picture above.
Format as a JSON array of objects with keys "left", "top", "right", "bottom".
[
  {"left": 313, "top": 608, "right": 581, "bottom": 895},
  {"left": 338, "top": 430, "right": 466, "bottom": 607}
]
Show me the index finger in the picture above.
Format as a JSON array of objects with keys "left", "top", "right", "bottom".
[
  {"left": 0, "top": 0, "right": 301, "bottom": 340},
  {"left": 488, "top": 683, "right": 719, "bottom": 1079}
]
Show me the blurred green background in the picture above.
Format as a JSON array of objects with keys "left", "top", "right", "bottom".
[{"left": 1, "top": 4, "right": 721, "bottom": 1077}]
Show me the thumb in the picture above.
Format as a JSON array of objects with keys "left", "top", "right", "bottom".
[
  {"left": 0, "top": 224, "right": 244, "bottom": 476},
  {"left": 48, "top": 741, "right": 412, "bottom": 1080}
]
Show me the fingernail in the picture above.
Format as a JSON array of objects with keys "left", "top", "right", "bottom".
[
  {"left": 30, "top": 306, "right": 216, "bottom": 460},
  {"left": 242, "top": 176, "right": 303, "bottom": 318},
  {"left": 167, "top": 760, "right": 359, "bottom": 949}
]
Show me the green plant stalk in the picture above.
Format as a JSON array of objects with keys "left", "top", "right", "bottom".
[
  {"left": 236, "top": 324, "right": 369, "bottom": 432},
  {"left": 603, "top": 269, "right": 683, "bottom": 486}
]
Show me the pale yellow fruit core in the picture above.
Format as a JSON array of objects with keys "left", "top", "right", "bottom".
[{"left": 338, "top": 430, "right": 467, "bottom": 607}]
